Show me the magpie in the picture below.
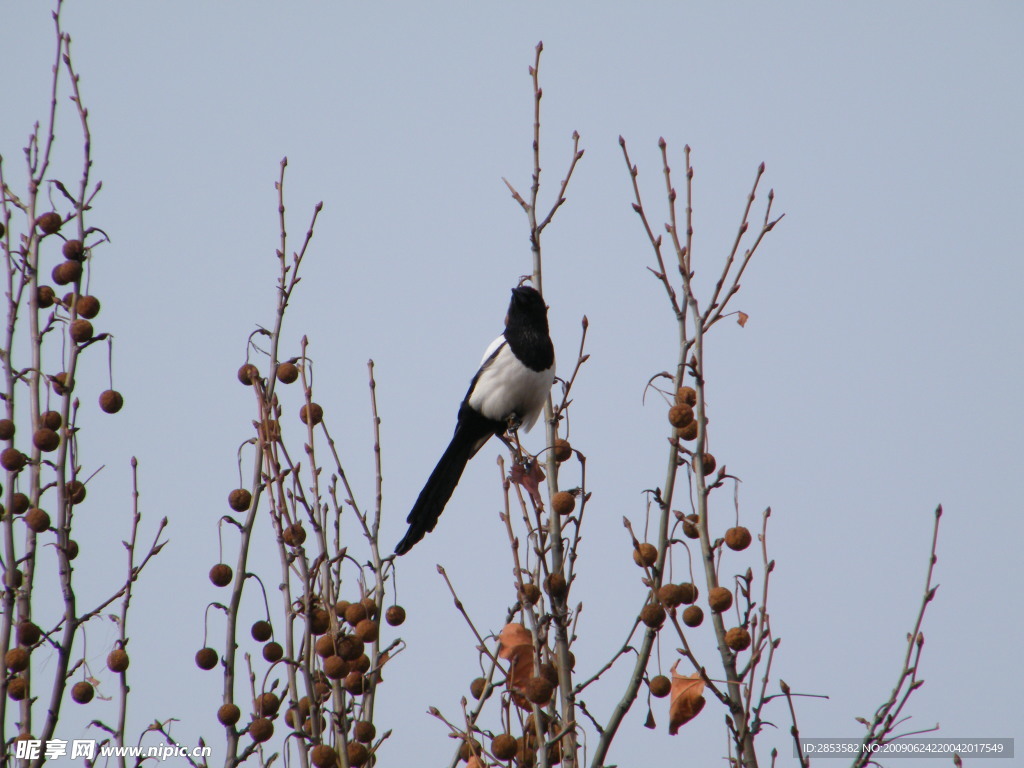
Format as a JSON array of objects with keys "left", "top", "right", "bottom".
[{"left": 394, "top": 285, "right": 555, "bottom": 555}]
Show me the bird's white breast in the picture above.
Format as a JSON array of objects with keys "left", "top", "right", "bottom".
[{"left": 468, "top": 340, "right": 554, "bottom": 431}]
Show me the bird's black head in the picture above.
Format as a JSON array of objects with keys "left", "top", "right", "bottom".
[
  {"left": 508, "top": 285, "right": 547, "bottom": 324},
  {"left": 504, "top": 286, "right": 552, "bottom": 372}
]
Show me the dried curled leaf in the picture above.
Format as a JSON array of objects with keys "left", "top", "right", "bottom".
[
  {"left": 498, "top": 624, "right": 532, "bottom": 659},
  {"left": 668, "top": 661, "right": 706, "bottom": 734},
  {"left": 509, "top": 460, "right": 546, "bottom": 505}
]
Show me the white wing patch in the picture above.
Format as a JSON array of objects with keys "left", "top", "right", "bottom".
[
  {"left": 480, "top": 335, "right": 506, "bottom": 366},
  {"left": 467, "top": 339, "right": 554, "bottom": 431}
]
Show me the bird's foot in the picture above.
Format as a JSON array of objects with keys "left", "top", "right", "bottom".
[{"left": 505, "top": 413, "right": 523, "bottom": 435}]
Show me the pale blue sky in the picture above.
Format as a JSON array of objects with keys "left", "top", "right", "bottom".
[{"left": 3, "top": 2, "right": 1022, "bottom": 765}]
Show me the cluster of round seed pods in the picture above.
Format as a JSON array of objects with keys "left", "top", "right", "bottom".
[
  {"left": 670, "top": 386, "right": 699, "bottom": 441},
  {"left": 40, "top": 232, "right": 124, "bottom": 415},
  {"left": 656, "top": 582, "right": 704, "bottom": 627}
]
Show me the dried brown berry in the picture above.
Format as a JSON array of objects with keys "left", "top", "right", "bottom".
[
  {"left": 334, "top": 599, "right": 351, "bottom": 618},
  {"left": 276, "top": 362, "right": 299, "bottom": 384},
  {"left": 709, "top": 586, "right": 734, "bottom": 613},
  {"left": 217, "top": 703, "right": 241, "bottom": 726},
  {"left": 99, "top": 390, "right": 123, "bottom": 414},
  {"left": 353, "top": 719, "right": 376, "bottom": 743},
  {"left": 237, "top": 364, "right": 258, "bottom": 385},
  {"left": 248, "top": 717, "right": 274, "bottom": 742},
  {"left": 323, "top": 655, "right": 348, "bottom": 680},
  {"left": 195, "top": 648, "right": 218, "bottom": 670},
  {"left": 346, "top": 742, "right": 369, "bottom": 767},
  {"left": 300, "top": 402, "right": 324, "bottom": 425},
  {"left": 282, "top": 523, "right": 306, "bottom": 547},
  {"left": 354, "top": 619, "right": 379, "bottom": 643},
  {"left": 640, "top": 603, "right": 666, "bottom": 629},
  {"left": 33, "top": 428, "right": 59, "bottom": 452},
  {"left": 539, "top": 662, "right": 559, "bottom": 687},
  {"left": 336, "top": 635, "right": 364, "bottom": 661},
  {"left": 649, "top": 674, "right": 671, "bottom": 698},
  {"left": 227, "top": 488, "right": 251, "bottom": 512},
  {"left": 632, "top": 542, "right": 658, "bottom": 568},
  {"left": 4, "top": 569, "right": 22, "bottom": 589},
  {"left": 37, "top": 285, "right": 56, "bottom": 308},
  {"left": 657, "top": 583, "right": 686, "bottom": 608},
  {"left": 544, "top": 572, "right": 568, "bottom": 599},
  {"left": 458, "top": 738, "right": 482, "bottom": 762},
  {"left": 65, "top": 539, "right": 79, "bottom": 560},
  {"left": 682, "top": 605, "right": 704, "bottom": 627},
  {"left": 553, "top": 438, "right": 572, "bottom": 462},
  {"left": 551, "top": 491, "right": 575, "bottom": 515},
  {"left": 62, "top": 239, "right": 85, "bottom": 261},
  {"left": 25, "top": 508, "right": 50, "bottom": 533},
  {"left": 70, "top": 680, "right": 94, "bottom": 704},
  {"left": 343, "top": 670, "right": 365, "bottom": 695},
  {"left": 16, "top": 622, "right": 40, "bottom": 646},
  {"left": 262, "top": 641, "right": 284, "bottom": 663},
  {"left": 69, "top": 319, "right": 93, "bottom": 343},
  {"left": 209, "top": 563, "right": 233, "bottom": 587},
  {"left": 314, "top": 634, "right": 337, "bottom": 658},
  {"left": 309, "top": 608, "right": 331, "bottom": 635},
  {"left": 40, "top": 411, "right": 62, "bottom": 430},
  {"left": 52, "top": 372, "right": 74, "bottom": 395},
  {"left": 76, "top": 294, "right": 100, "bottom": 318},
  {"left": 385, "top": 605, "right": 406, "bottom": 626},
  {"left": 469, "top": 676, "right": 487, "bottom": 700},
  {"left": 676, "top": 386, "right": 697, "bottom": 406},
  {"left": 7, "top": 676, "right": 27, "bottom": 701},
  {"left": 35, "top": 212, "right": 62, "bottom": 235},
  {"left": 519, "top": 582, "right": 541, "bottom": 605},
  {"left": 682, "top": 513, "right": 700, "bottom": 538},
  {"left": 0, "top": 448, "right": 27, "bottom": 472},
  {"left": 310, "top": 745, "right": 339, "bottom": 768},
  {"left": 5, "top": 648, "right": 29, "bottom": 672},
  {"left": 677, "top": 582, "right": 699, "bottom": 604},
  {"left": 677, "top": 420, "right": 699, "bottom": 441},
  {"left": 516, "top": 737, "right": 535, "bottom": 767},
  {"left": 523, "top": 676, "right": 554, "bottom": 704},
  {"left": 344, "top": 602, "right": 368, "bottom": 627},
  {"left": 725, "top": 627, "right": 752, "bottom": 651},
  {"left": 250, "top": 620, "right": 272, "bottom": 642},
  {"left": 492, "top": 733, "right": 518, "bottom": 761},
  {"left": 725, "top": 526, "right": 752, "bottom": 551},
  {"left": 107, "top": 649, "right": 129, "bottom": 672},
  {"left": 52, "top": 260, "right": 82, "bottom": 286},
  {"left": 693, "top": 452, "right": 716, "bottom": 475},
  {"left": 668, "top": 404, "right": 694, "bottom": 428},
  {"left": 360, "top": 596, "right": 378, "bottom": 618},
  {"left": 351, "top": 654, "right": 370, "bottom": 674},
  {"left": 10, "top": 493, "right": 29, "bottom": 515},
  {"left": 0, "top": 419, "right": 14, "bottom": 440},
  {"left": 302, "top": 713, "right": 327, "bottom": 735},
  {"left": 66, "top": 480, "right": 86, "bottom": 504},
  {"left": 256, "top": 692, "right": 280, "bottom": 716}
]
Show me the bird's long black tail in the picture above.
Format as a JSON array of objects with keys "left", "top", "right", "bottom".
[{"left": 395, "top": 414, "right": 495, "bottom": 555}]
